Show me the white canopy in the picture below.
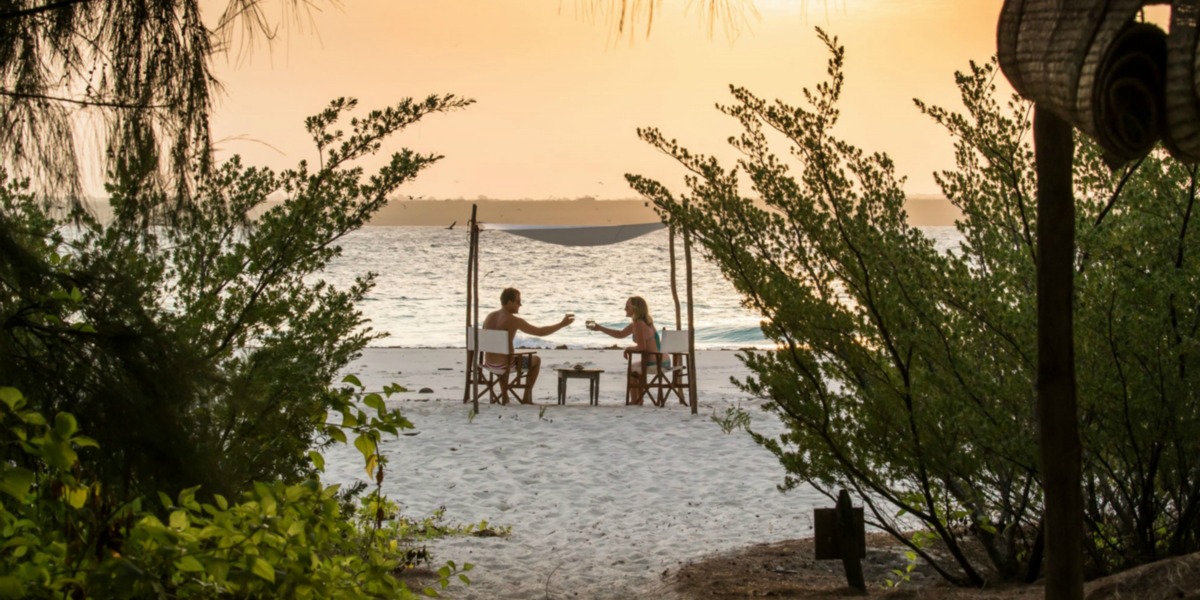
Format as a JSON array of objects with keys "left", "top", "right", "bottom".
[{"left": 483, "top": 222, "right": 665, "bottom": 247}]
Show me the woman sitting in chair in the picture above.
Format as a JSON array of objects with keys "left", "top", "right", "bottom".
[{"left": 587, "top": 296, "right": 665, "bottom": 405}]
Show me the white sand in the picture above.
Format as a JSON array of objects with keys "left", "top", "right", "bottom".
[{"left": 324, "top": 348, "right": 824, "bottom": 599}]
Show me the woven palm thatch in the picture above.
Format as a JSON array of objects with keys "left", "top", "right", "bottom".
[
  {"left": 998, "top": 0, "right": 1167, "bottom": 165},
  {"left": 1165, "top": 1, "right": 1200, "bottom": 160}
]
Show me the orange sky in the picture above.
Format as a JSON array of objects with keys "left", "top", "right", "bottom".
[{"left": 206, "top": 0, "right": 1009, "bottom": 201}]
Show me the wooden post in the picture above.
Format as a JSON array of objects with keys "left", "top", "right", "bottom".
[
  {"left": 472, "top": 217, "right": 482, "bottom": 417},
  {"left": 683, "top": 201, "right": 698, "bottom": 415},
  {"left": 813, "top": 489, "right": 866, "bottom": 594},
  {"left": 669, "top": 223, "right": 681, "bottom": 330},
  {"left": 464, "top": 204, "right": 476, "bottom": 407},
  {"left": 837, "top": 489, "right": 866, "bottom": 593},
  {"left": 1034, "top": 106, "right": 1083, "bottom": 600},
  {"left": 472, "top": 210, "right": 481, "bottom": 415},
  {"left": 464, "top": 205, "right": 481, "bottom": 414}
]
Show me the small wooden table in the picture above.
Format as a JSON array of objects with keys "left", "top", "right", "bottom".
[{"left": 555, "top": 368, "right": 604, "bottom": 406}]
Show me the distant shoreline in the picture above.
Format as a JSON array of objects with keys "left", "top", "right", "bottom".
[
  {"left": 79, "top": 195, "right": 962, "bottom": 228},
  {"left": 370, "top": 194, "right": 962, "bottom": 227}
]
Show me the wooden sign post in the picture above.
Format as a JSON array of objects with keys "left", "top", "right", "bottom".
[{"left": 814, "top": 489, "right": 866, "bottom": 594}]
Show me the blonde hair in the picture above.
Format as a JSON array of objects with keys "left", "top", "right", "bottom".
[{"left": 628, "top": 296, "right": 654, "bottom": 327}]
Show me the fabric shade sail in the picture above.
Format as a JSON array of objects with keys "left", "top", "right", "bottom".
[{"left": 483, "top": 222, "right": 665, "bottom": 246}]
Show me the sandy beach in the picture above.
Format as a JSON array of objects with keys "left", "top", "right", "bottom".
[{"left": 323, "top": 347, "right": 825, "bottom": 599}]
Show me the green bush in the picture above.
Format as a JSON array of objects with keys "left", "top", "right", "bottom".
[{"left": 1, "top": 385, "right": 474, "bottom": 599}]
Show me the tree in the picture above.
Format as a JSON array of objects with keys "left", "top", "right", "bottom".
[
  {"left": 2, "top": 2, "right": 482, "bottom": 592},
  {"left": 629, "top": 31, "right": 1200, "bottom": 585},
  {"left": 1, "top": 93, "right": 473, "bottom": 500}
]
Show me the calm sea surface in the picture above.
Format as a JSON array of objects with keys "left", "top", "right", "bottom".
[{"left": 318, "top": 225, "right": 962, "bottom": 349}]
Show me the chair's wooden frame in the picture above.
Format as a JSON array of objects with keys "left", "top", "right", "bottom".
[
  {"left": 467, "top": 327, "right": 537, "bottom": 405},
  {"left": 625, "top": 329, "right": 691, "bottom": 407}
]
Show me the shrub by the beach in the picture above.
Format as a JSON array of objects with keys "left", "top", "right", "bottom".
[
  {"left": 0, "top": 386, "right": 472, "bottom": 599},
  {"left": 0, "top": 94, "right": 471, "bottom": 502},
  {"left": 629, "top": 30, "right": 1200, "bottom": 585}
]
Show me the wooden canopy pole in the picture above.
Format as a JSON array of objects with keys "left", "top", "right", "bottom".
[
  {"left": 1034, "top": 106, "right": 1083, "bottom": 600},
  {"left": 683, "top": 201, "right": 698, "bottom": 415},
  {"left": 463, "top": 205, "right": 475, "bottom": 405},
  {"left": 472, "top": 208, "right": 481, "bottom": 415},
  {"left": 669, "top": 223, "right": 681, "bottom": 330},
  {"left": 463, "top": 205, "right": 480, "bottom": 414}
]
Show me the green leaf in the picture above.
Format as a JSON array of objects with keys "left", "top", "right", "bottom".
[
  {"left": 0, "top": 467, "right": 34, "bottom": 501},
  {"left": 209, "top": 558, "right": 231, "bottom": 583},
  {"left": 251, "top": 557, "right": 276, "bottom": 582},
  {"left": 72, "top": 435, "right": 99, "bottom": 449},
  {"left": 54, "top": 412, "right": 77, "bottom": 438},
  {"left": 178, "top": 485, "right": 202, "bottom": 511},
  {"left": 309, "top": 451, "right": 326, "bottom": 472},
  {"left": 341, "top": 374, "right": 363, "bottom": 387},
  {"left": 364, "top": 393, "right": 385, "bottom": 411},
  {"left": 42, "top": 438, "right": 78, "bottom": 471},
  {"left": 177, "top": 555, "right": 205, "bottom": 573},
  {"left": 0, "top": 575, "right": 26, "bottom": 600},
  {"left": 261, "top": 492, "right": 277, "bottom": 516},
  {"left": 169, "top": 510, "right": 190, "bottom": 530},
  {"left": 66, "top": 484, "right": 88, "bottom": 509},
  {"left": 327, "top": 427, "right": 347, "bottom": 445},
  {"left": 354, "top": 433, "right": 377, "bottom": 460},
  {"left": 0, "top": 387, "right": 24, "bottom": 411}
]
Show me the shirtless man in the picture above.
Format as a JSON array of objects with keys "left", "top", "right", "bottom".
[{"left": 482, "top": 287, "right": 574, "bottom": 403}]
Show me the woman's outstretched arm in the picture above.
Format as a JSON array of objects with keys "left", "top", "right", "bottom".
[{"left": 592, "top": 322, "right": 633, "bottom": 339}]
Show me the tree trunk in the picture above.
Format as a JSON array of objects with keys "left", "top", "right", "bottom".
[{"left": 1034, "top": 106, "right": 1083, "bottom": 600}]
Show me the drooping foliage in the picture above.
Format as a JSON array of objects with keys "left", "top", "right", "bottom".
[
  {"left": 629, "top": 29, "right": 1200, "bottom": 585},
  {"left": 0, "top": 0, "right": 331, "bottom": 219}
]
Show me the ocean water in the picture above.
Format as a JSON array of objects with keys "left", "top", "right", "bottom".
[{"left": 318, "top": 225, "right": 963, "bottom": 349}]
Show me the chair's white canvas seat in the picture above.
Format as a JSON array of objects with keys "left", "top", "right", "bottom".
[{"left": 467, "top": 326, "right": 535, "bottom": 405}]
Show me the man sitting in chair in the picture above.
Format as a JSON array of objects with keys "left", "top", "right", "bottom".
[{"left": 483, "top": 287, "right": 574, "bottom": 403}]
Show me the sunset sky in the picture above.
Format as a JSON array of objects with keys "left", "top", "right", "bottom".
[{"left": 206, "top": 0, "right": 1009, "bottom": 201}]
